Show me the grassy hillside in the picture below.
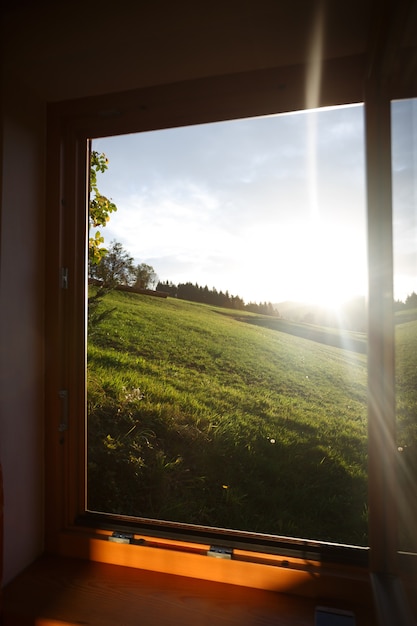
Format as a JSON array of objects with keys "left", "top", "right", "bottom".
[
  {"left": 396, "top": 307, "right": 417, "bottom": 446},
  {"left": 88, "top": 290, "right": 370, "bottom": 545},
  {"left": 395, "top": 308, "right": 417, "bottom": 552}
]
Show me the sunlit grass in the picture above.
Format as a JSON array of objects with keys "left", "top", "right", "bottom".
[
  {"left": 88, "top": 289, "right": 369, "bottom": 545},
  {"left": 396, "top": 308, "right": 417, "bottom": 445},
  {"left": 395, "top": 308, "right": 417, "bottom": 552}
]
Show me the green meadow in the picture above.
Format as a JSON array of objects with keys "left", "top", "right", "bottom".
[{"left": 87, "top": 290, "right": 417, "bottom": 547}]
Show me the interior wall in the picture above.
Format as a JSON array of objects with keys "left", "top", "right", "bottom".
[{"left": 0, "top": 76, "right": 45, "bottom": 585}]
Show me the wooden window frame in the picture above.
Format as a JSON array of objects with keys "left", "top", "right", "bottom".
[{"left": 44, "top": 64, "right": 417, "bottom": 602}]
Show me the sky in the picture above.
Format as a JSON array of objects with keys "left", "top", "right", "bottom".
[
  {"left": 392, "top": 98, "right": 417, "bottom": 302},
  {"left": 91, "top": 99, "right": 416, "bottom": 307}
]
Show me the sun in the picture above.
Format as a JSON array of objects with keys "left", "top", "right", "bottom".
[
  {"left": 283, "top": 220, "right": 367, "bottom": 309},
  {"left": 243, "top": 218, "right": 367, "bottom": 308}
]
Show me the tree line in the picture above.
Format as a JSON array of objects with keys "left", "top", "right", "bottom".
[
  {"left": 395, "top": 292, "right": 417, "bottom": 309},
  {"left": 156, "top": 280, "right": 279, "bottom": 316}
]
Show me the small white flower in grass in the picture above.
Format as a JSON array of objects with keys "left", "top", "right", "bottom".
[
  {"left": 122, "top": 386, "right": 144, "bottom": 402},
  {"left": 270, "top": 438, "right": 276, "bottom": 444}
]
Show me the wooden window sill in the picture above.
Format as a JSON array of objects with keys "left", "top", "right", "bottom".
[{"left": 2, "top": 554, "right": 378, "bottom": 626}]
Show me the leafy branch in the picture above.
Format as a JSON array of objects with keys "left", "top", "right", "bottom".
[{"left": 89, "top": 150, "right": 118, "bottom": 266}]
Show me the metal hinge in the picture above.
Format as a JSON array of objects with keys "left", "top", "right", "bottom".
[
  {"left": 108, "top": 532, "right": 145, "bottom": 546},
  {"left": 58, "top": 389, "right": 68, "bottom": 432},
  {"left": 108, "top": 532, "right": 133, "bottom": 544},
  {"left": 61, "top": 267, "right": 69, "bottom": 289},
  {"left": 207, "top": 545, "right": 233, "bottom": 559}
]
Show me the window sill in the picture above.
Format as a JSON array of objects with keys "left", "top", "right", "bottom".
[
  {"left": 50, "top": 528, "right": 373, "bottom": 600},
  {"left": 2, "top": 553, "right": 378, "bottom": 626}
]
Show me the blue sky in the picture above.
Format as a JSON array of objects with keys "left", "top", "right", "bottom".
[{"left": 92, "top": 100, "right": 416, "bottom": 306}]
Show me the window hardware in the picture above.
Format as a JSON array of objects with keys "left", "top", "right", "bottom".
[
  {"left": 108, "top": 532, "right": 145, "bottom": 545},
  {"left": 58, "top": 389, "right": 68, "bottom": 432},
  {"left": 109, "top": 532, "right": 133, "bottom": 544},
  {"left": 61, "top": 267, "right": 69, "bottom": 289},
  {"left": 207, "top": 545, "right": 233, "bottom": 559}
]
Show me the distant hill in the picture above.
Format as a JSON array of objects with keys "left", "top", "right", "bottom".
[
  {"left": 275, "top": 298, "right": 367, "bottom": 332},
  {"left": 395, "top": 306, "right": 417, "bottom": 325}
]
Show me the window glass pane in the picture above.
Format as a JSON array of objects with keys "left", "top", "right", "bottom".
[
  {"left": 87, "top": 105, "right": 368, "bottom": 546},
  {"left": 392, "top": 97, "right": 417, "bottom": 554}
]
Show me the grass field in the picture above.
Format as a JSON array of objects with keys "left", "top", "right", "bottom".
[
  {"left": 395, "top": 312, "right": 417, "bottom": 552},
  {"left": 88, "top": 292, "right": 417, "bottom": 545},
  {"left": 87, "top": 290, "right": 417, "bottom": 547},
  {"left": 396, "top": 312, "right": 417, "bottom": 447}
]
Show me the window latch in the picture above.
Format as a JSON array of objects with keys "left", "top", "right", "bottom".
[
  {"left": 58, "top": 389, "right": 68, "bottom": 432},
  {"left": 61, "top": 267, "right": 69, "bottom": 289}
]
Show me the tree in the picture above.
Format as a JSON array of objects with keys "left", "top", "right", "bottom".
[
  {"left": 156, "top": 280, "right": 178, "bottom": 297},
  {"left": 134, "top": 263, "right": 158, "bottom": 290},
  {"left": 89, "top": 240, "right": 135, "bottom": 289},
  {"left": 405, "top": 292, "right": 417, "bottom": 309},
  {"left": 89, "top": 151, "right": 118, "bottom": 266}
]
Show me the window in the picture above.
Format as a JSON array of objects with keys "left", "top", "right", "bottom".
[
  {"left": 45, "top": 67, "right": 417, "bottom": 587},
  {"left": 87, "top": 106, "right": 369, "bottom": 549}
]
